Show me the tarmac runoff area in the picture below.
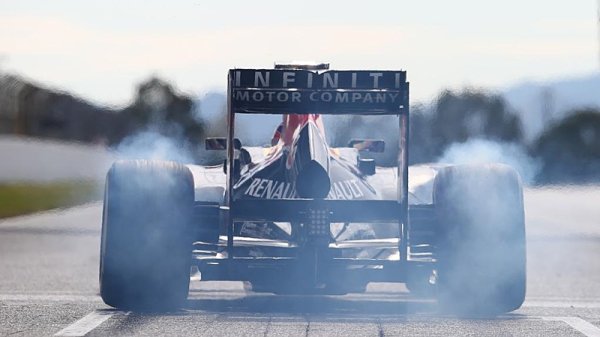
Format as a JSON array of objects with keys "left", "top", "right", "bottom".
[{"left": 1, "top": 187, "right": 600, "bottom": 336}]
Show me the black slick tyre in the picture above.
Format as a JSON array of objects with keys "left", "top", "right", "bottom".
[
  {"left": 433, "top": 164, "right": 526, "bottom": 315},
  {"left": 99, "top": 160, "right": 194, "bottom": 311}
]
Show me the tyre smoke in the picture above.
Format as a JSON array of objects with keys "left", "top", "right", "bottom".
[
  {"left": 437, "top": 139, "right": 540, "bottom": 185},
  {"left": 114, "top": 129, "right": 195, "bottom": 164}
]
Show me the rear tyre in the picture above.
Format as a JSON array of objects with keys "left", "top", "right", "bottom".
[
  {"left": 100, "top": 160, "right": 194, "bottom": 310},
  {"left": 434, "top": 164, "right": 526, "bottom": 314}
]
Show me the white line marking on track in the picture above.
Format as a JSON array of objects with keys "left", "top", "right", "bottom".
[
  {"left": 0, "top": 293, "right": 101, "bottom": 303},
  {"left": 54, "top": 310, "right": 126, "bottom": 337},
  {"left": 524, "top": 300, "right": 600, "bottom": 308},
  {"left": 543, "top": 317, "right": 600, "bottom": 337}
]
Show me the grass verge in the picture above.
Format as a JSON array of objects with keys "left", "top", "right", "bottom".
[{"left": 0, "top": 181, "right": 102, "bottom": 219}]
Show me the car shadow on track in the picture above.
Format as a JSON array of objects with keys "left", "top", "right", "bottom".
[
  {"left": 184, "top": 291, "right": 528, "bottom": 320},
  {"left": 186, "top": 290, "right": 435, "bottom": 316}
]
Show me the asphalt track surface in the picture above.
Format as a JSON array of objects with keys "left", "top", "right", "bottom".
[{"left": 1, "top": 187, "right": 600, "bottom": 336}]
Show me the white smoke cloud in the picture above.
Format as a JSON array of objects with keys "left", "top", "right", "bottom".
[
  {"left": 115, "top": 130, "right": 194, "bottom": 163},
  {"left": 437, "top": 139, "right": 540, "bottom": 185}
]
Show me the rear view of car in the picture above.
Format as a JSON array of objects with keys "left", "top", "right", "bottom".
[{"left": 99, "top": 63, "right": 526, "bottom": 315}]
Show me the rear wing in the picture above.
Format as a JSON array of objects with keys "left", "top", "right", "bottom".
[
  {"left": 230, "top": 69, "right": 408, "bottom": 115},
  {"left": 225, "top": 67, "right": 410, "bottom": 204},
  {"left": 224, "top": 67, "right": 410, "bottom": 262}
]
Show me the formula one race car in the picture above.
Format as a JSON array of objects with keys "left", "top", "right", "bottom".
[{"left": 99, "top": 63, "right": 526, "bottom": 314}]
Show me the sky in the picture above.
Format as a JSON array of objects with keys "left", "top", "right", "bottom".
[{"left": 0, "top": 0, "right": 598, "bottom": 107}]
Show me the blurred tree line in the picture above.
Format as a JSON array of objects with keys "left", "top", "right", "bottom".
[
  {"left": 533, "top": 110, "right": 600, "bottom": 184},
  {"left": 0, "top": 74, "right": 130, "bottom": 143},
  {"left": 329, "top": 90, "right": 524, "bottom": 166},
  {"left": 317, "top": 89, "right": 600, "bottom": 184},
  {"left": 0, "top": 74, "right": 206, "bottom": 161},
  {"left": 2, "top": 73, "right": 600, "bottom": 184},
  {"left": 123, "top": 77, "right": 203, "bottom": 142}
]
